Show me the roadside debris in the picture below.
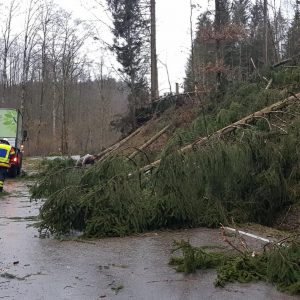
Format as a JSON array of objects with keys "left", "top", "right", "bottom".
[
  {"left": 111, "top": 283, "right": 124, "bottom": 295},
  {"left": 170, "top": 227, "right": 300, "bottom": 295},
  {"left": 75, "top": 154, "right": 97, "bottom": 167},
  {"left": 0, "top": 271, "right": 42, "bottom": 281}
]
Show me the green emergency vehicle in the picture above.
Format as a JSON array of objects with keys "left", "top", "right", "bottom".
[{"left": 0, "top": 109, "right": 26, "bottom": 176}]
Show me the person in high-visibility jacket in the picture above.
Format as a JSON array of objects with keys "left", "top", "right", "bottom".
[{"left": 0, "top": 139, "right": 15, "bottom": 192}]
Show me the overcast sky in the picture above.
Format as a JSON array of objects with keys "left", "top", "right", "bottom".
[
  {"left": 52, "top": 0, "right": 207, "bottom": 94},
  {"left": 1, "top": 0, "right": 295, "bottom": 94}
]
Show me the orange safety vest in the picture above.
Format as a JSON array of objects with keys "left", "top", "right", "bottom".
[{"left": 0, "top": 144, "right": 15, "bottom": 168}]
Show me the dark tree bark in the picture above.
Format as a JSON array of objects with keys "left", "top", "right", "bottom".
[{"left": 150, "top": 0, "right": 158, "bottom": 101}]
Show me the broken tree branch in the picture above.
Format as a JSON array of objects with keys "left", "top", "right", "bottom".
[
  {"left": 220, "top": 225, "right": 245, "bottom": 254},
  {"left": 265, "top": 78, "right": 273, "bottom": 90}
]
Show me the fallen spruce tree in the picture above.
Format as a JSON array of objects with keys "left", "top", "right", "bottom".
[{"left": 31, "top": 89, "right": 300, "bottom": 237}]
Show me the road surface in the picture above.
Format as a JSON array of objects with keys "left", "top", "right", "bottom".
[{"left": 0, "top": 178, "right": 298, "bottom": 300}]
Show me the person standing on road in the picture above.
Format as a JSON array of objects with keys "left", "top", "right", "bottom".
[{"left": 0, "top": 139, "right": 15, "bottom": 192}]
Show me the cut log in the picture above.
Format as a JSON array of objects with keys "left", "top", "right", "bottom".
[
  {"left": 128, "top": 124, "right": 171, "bottom": 159},
  {"left": 140, "top": 92, "right": 300, "bottom": 173}
]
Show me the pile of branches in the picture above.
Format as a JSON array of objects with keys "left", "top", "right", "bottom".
[{"left": 170, "top": 231, "right": 300, "bottom": 295}]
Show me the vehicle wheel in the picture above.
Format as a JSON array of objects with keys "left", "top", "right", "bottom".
[
  {"left": 17, "top": 157, "right": 22, "bottom": 175},
  {"left": 9, "top": 166, "right": 18, "bottom": 178}
]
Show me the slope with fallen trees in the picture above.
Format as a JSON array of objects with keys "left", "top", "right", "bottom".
[
  {"left": 31, "top": 67, "right": 300, "bottom": 231},
  {"left": 31, "top": 83, "right": 300, "bottom": 233},
  {"left": 141, "top": 92, "right": 300, "bottom": 172},
  {"left": 83, "top": 93, "right": 203, "bottom": 165}
]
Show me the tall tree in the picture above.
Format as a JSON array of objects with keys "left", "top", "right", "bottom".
[
  {"left": 21, "top": 0, "right": 40, "bottom": 116},
  {"left": 214, "top": 0, "right": 230, "bottom": 88},
  {"left": 231, "top": 0, "right": 251, "bottom": 78},
  {"left": 36, "top": 0, "right": 52, "bottom": 154},
  {"left": 184, "top": 10, "right": 215, "bottom": 92},
  {"left": 287, "top": 8, "right": 300, "bottom": 60},
  {"left": 249, "top": 1, "right": 264, "bottom": 67},
  {"left": 107, "top": 0, "right": 150, "bottom": 129},
  {"left": 1, "top": 0, "right": 19, "bottom": 103},
  {"left": 150, "top": 0, "right": 158, "bottom": 101},
  {"left": 189, "top": 0, "right": 195, "bottom": 91},
  {"left": 55, "top": 13, "right": 89, "bottom": 154}
]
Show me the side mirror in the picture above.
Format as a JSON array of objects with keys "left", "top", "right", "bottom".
[{"left": 23, "top": 130, "right": 28, "bottom": 141}]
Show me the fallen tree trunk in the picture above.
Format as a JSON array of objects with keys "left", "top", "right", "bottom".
[
  {"left": 95, "top": 93, "right": 198, "bottom": 162},
  {"left": 128, "top": 124, "right": 171, "bottom": 159},
  {"left": 140, "top": 92, "right": 300, "bottom": 172},
  {"left": 272, "top": 58, "right": 292, "bottom": 68},
  {"left": 95, "top": 127, "right": 143, "bottom": 162},
  {"left": 151, "top": 91, "right": 196, "bottom": 105}
]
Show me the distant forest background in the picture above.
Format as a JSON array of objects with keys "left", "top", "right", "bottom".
[
  {"left": 0, "top": 0, "right": 299, "bottom": 155},
  {"left": 3, "top": 80, "right": 128, "bottom": 155},
  {"left": 0, "top": 0, "right": 130, "bottom": 156},
  {"left": 184, "top": 0, "right": 300, "bottom": 91}
]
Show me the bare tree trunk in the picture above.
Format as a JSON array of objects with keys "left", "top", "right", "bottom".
[
  {"left": 130, "top": 70, "right": 137, "bottom": 129},
  {"left": 61, "top": 77, "right": 68, "bottom": 154},
  {"left": 100, "top": 60, "right": 104, "bottom": 145},
  {"left": 2, "top": 53, "right": 8, "bottom": 104},
  {"left": 20, "top": 0, "right": 38, "bottom": 116},
  {"left": 52, "top": 72, "right": 57, "bottom": 140},
  {"left": 2, "top": 46, "right": 8, "bottom": 104},
  {"left": 239, "top": 43, "right": 242, "bottom": 81},
  {"left": 50, "top": 30, "right": 59, "bottom": 146},
  {"left": 20, "top": 50, "right": 27, "bottom": 115},
  {"left": 150, "top": 0, "right": 159, "bottom": 101},
  {"left": 36, "top": 37, "right": 46, "bottom": 154},
  {"left": 263, "top": 0, "right": 268, "bottom": 65},
  {"left": 1, "top": 1, "right": 16, "bottom": 103},
  {"left": 36, "top": 3, "right": 51, "bottom": 154},
  {"left": 20, "top": 84, "right": 26, "bottom": 115},
  {"left": 190, "top": 0, "right": 195, "bottom": 90},
  {"left": 215, "top": 0, "right": 222, "bottom": 88},
  {"left": 159, "top": 59, "right": 172, "bottom": 93}
]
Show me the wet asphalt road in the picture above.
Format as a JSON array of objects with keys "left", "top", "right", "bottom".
[{"left": 0, "top": 179, "right": 299, "bottom": 300}]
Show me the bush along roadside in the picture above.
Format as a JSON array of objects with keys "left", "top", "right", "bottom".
[{"left": 30, "top": 111, "right": 300, "bottom": 237}]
